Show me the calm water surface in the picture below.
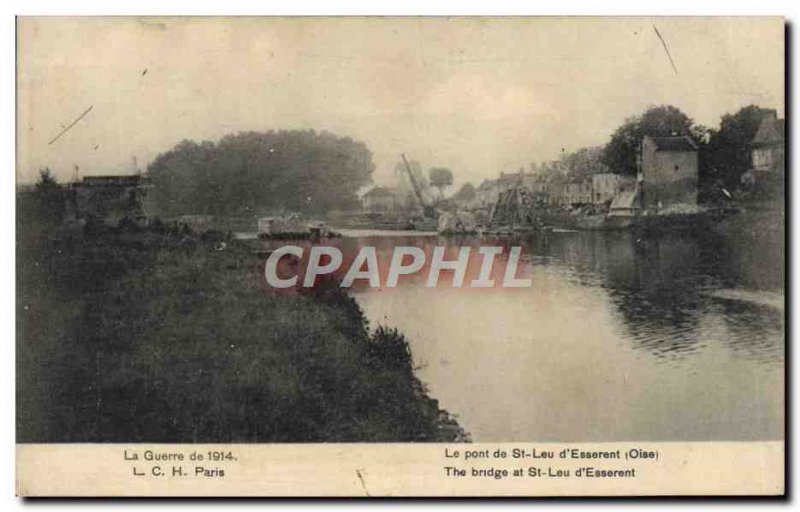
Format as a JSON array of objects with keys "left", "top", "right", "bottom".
[{"left": 343, "top": 217, "right": 784, "bottom": 441}]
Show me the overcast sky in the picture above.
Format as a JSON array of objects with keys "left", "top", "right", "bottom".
[{"left": 17, "top": 17, "right": 784, "bottom": 188}]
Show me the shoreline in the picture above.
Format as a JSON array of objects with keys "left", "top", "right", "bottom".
[{"left": 17, "top": 219, "right": 470, "bottom": 443}]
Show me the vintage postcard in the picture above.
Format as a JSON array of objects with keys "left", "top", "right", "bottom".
[{"left": 15, "top": 16, "right": 785, "bottom": 497}]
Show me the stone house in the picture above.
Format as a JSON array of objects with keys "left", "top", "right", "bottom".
[
  {"left": 749, "top": 110, "right": 785, "bottom": 182},
  {"left": 639, "top": 135, "right": 699, "bottom": 210}
]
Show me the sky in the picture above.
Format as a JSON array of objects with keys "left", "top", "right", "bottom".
[{"left": 17, "top": 17, "right": 784, "bottom": 189}]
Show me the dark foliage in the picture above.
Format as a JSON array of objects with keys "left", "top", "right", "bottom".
[
  {"left": 451, "top": 182, "right": 476, "bottom": 203},
  {"left": 601, "top": 105, "right": 694, "bottom": 176},
  {"left": 31, "top": 168, "right": 65, "bottom": 226},
  {"left": 148, "top": 130, "right": 375, "bottom": 217},
  {"left": 704, "top": 105, "right": 776, "bottom": 191}
]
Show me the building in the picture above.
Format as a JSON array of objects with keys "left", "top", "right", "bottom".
[
  {"left": 473, "top": 172, "right": 523, "bottom": 209},
  {"left": 750, "top": 110, "right": 785, "bottom": 181},
  {"left": 67, "top": 174, "right": 154, "bottom": 228},
  {"left": 361, "top": 186, "right": 419, "bottom": 213},
  {"left": 473, "top": 180, "right": 497, "bottom": 209},
  {"left": 362, "top": 186, "right": 400, "bottom": 212},
  {"left": 546, "top": 179, "right": 566, "bottom": 207},
  {"left": 608, "top": 189, "right": 640, "bottom": 218},
  {"left": 591, "top": 173, "right": 636, "bottom": 207},
  {"left": 528, "top": 174, "right": 548, "bottom": 195},
  {"left": 476, "top": 167, "right": 634, "bottom": 211},
  {"left": 592, "top": 173, "right": 621, "bottom": 205},
  {"left": 562, "top": 178, "right": 593, "bottom": 206},
  {"left": 640, "top": 135, "right": 698, "bottom": 210}
]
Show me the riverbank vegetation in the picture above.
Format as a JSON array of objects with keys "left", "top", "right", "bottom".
[{"left": 17, "top": 198, "right": 468, "bottom": 442}]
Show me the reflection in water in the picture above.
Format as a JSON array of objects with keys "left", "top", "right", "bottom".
[
  {"left": 535, "top": 226, "right": 783, "bottom": 366},
  {"left": 341, "top": 215, "right": 783, "bottom": 442}
]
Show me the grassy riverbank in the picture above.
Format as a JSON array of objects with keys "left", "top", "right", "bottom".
[{"left": 17, "top": 217, "right": 468, "bottom": 442}]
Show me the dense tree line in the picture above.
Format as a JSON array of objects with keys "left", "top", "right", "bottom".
[
  {"left": 148, "top": 130, "right": 375, "bottom": 217},
  {"left": 428, "top": 167, "right": 454, "bottom": 197}
]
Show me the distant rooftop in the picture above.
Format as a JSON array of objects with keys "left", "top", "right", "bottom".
[
  {"left": 78, "top": 175, "right": 147, "bottom": 187},
  {"left": 362, "top": 186, "right": 398, "bottom": 198},
  {"left": 752, "top": 112, "right": 785, "bottom": 146},
  {"left": 610, "top": 189, "right": 640, "bottom": 211},
  {"left": 647, "top": 135, "right": 698, "bottom": 152}
]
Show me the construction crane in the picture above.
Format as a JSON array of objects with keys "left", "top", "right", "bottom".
[{"left": 401, "top": 153, "right": 437, "bottom": 219}]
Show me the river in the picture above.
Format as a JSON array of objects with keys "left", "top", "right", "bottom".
[{"left": 339, "top": 214, "right": 784, "bottom": 442}]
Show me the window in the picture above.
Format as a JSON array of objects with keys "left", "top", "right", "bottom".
[{"left": 754, "top": 149, "right": 772, "bottom": 169}]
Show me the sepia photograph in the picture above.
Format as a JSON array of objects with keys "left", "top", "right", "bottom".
[{"left": 14, "top": 15, "right": 785, "bottom": 496}]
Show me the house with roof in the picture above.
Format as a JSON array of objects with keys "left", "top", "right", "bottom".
[
  {"left": 639, "top": 135, "right": 699, "bottom": 211},
  {"left": 563, "top": 177, "right": 593, "bottom": 206},
  {"left": 545, "top": 173, "right": 567, "bottom": 207},
  {"left": 749, "top": 110, "right": 785, "bottom": 182},
  {"left": 362, "top": 186, "right": 401, "bottom": 212},
  {"left": 361, "top": 186, "right": 421, "bottom": 213},
  {"left": 522, "top": 173, "right": 550, "bottom": 207}
]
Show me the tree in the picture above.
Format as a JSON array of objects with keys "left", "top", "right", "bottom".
[
  {"left": 602, "top": 105, "right": 694, "bottom": 176},
  {"left": 451, "top": 182, "right": 476, "bottom": 203},
  {"left": 558, "top": 146, "right": 607, "bottom": 180},
  {"left": 705, "top": 105, "right": 775, "bottom": 190},
  {"left": 428, "top": 167, "right": 454, "bottom": 198},
  {"left": 34, "top": 167, "right": 58, "bottom": 192},
  {"left": 148, "top": 130, "right": 375, "bottom": 216},
  {"left": 33, "top": 167, "right": 64, "bottom": 224}
]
